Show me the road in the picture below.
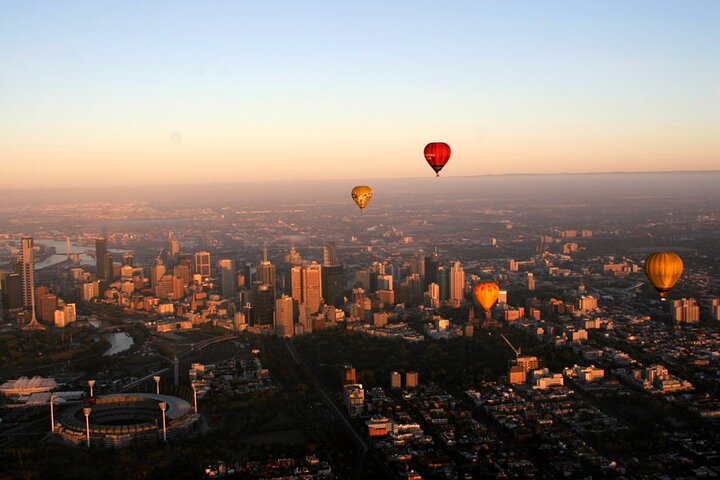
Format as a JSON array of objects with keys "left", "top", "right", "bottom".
[{"left": 284, "top": 340, "right": 368, "bottom": 479}]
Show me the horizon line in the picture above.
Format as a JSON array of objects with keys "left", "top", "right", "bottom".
[{"left": 4, "top": 168, "right": 719, "bottom": 193}]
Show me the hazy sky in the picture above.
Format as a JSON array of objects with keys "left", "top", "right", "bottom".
[{"left": 1, "top": 1, "right": 719, "bottom": 188}]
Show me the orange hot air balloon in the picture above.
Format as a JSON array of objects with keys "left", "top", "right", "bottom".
[
  {"left": 644, "top": 252, "right": 683, "bottom": 300},
  {"left": 424, "top": 142, "right": 451, "bottom": 177},
  {"left": 351, "top": 186, "right": 373, "bottom": 211},
  {"left": 473, "top": 282, "right": 499, "bottom": 319}
]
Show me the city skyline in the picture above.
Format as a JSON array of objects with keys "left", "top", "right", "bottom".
[{"left": 2, "top": 0, "right": 719, "bottom": 189}]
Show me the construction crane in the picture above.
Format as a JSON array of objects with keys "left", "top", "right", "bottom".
[{"left": 500, "top": 333, "right": 521, "bottom": 359}]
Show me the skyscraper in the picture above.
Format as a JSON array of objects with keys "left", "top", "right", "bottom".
[
  {"left": 424, "top": 250, "right": 440, "bottom": 289},
  {"left": 218, "top": 259, "right": 236, "bottom": 299},
  {"left": 195, "top": 251, "right": 211, "bottom": 278},
  {"left": 285, "top": 241, "right": 303, "bottom": 266},
  {"left": 303, "top": 261, "right": 322, "bottom": 314},
  {"left": 290, "top": 266, "right": 303, "bottom": 303},
  {"left": 169, "top": 236, "right": 181, "bottom": 265},
  {"left": 95, "top": 237, "right": 106, "bottom": 279},
  {"left": 95, "top": 237, "right": 111, "bottom": 281},
  {"left": 275, "top": 294, "right": 294, "bottom": 337},
  {"left": 150, "top": 258, "right": 166, "bottom": 288},
  {"left": 257, "top": 245, "right": 276, "bottom": 296},
  {"left": 251, "top": 281, "right": 275, "bottom": 327},
  {"left": 322, "top": 265, "right": 344, "bottom": 308},
  {"left": 437, "top": 266, "right": 448, "bottom": 301},
  {"left": 20, "top": 238, "right": 44, "bottom": 330},
  {"left": 323, "top": 241, "right": 339, "bottom": 267},
  {"left": 449, "top": 261, "right": 465, "bottom": 308}
]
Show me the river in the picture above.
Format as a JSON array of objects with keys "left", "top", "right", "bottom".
[
  {"left": 103, "top": 332, "right": 135, "bottom": 356},
  {"left": 34, "top": 239, "right": 126, "bottom": 269}
]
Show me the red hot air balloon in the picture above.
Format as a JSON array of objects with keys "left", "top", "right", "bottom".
[{"left": 424, "top": 142, "right": 451, "bottom": 177}]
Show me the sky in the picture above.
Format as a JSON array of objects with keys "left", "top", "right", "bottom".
[{"left": 1, "top": 0, "right": 719, "bottom": 189}]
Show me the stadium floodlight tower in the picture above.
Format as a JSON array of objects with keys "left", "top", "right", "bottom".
[
  {"left": 153, "top": 375, "right": 161, "bottom": 394},
  {"left": 158, "top": 402, "right": 168, "bottom": 442},
  {"left": 88, "top": 379, "right": 96, "bottom": 397},
  {"left": 49, "top": 394, "right": 55, "bottom": 432},
  {"left": 83, "top": 407, "right": 92, "bottom": 447},
  {"left": 191, "top": 382, "right": 198, "bottom": 414}
]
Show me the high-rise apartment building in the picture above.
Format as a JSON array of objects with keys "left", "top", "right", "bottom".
[
  {"left": 527, "top": 272, "right": 536, "bottom": 291},
  {"left": 195, "top": 251, "right": 211, "bottom": 278},
  {"left": 672, "top": 298, "right": 700, "bottom": 323},
  {"left": 20, "top": 238, "right": 44, "bottom": 330}
]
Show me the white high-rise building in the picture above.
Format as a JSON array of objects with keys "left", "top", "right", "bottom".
[{"left": 449, "top": 261, "right": 465, "bottom": 308}]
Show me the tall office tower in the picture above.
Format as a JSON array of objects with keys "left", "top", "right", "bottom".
[
  {"left": 257, "top": 245, "right": 276, "bottom": 295},
  {"left": 195, "top": 251, "right": 211, "bottom": 277},
  {"left": 20, "top": 238, "right": 44, "bottom": 330},
  {"left": 437, "top": 266, "right": 448, "bottom": 301},
  {"left": 1, "top": 272, "right": 23, "bottom": 310},
  {"left": 303, "top": 261, "right": 322, "bottom": 314},
  {"left": 426, "top": 282, "right": 440, "bottom": 309},
  {"left": 377, "top": 274, "right": 393, "bottom": 291},
  {"left": 285, "top": 241, "right": 303, "bottom": 266},
  {"left": 290, "top": 266, "right": 303, "bottom": 303},
  {"left": 323, "top": 241, "right": 339, "bottom": 267},
  {"left": 424, "top": 250, "right": 440, "bottom": 289},
  {"left": 251, "top": 281, "right": 275, "bottom": 327},
  {"left": 95, "top": 237, "right": 108, "bottom": 280},
  {"left": 322, "top": 265, "right": 344, "bottom": 307},
  {"left": 150, "top": 258, "right": 166, "bottom": 287},
  {"left": 122, "top": 252, "right": 134, "bottom": 267},
  {"left": 174, "top": 263, "right": 192, "bottom": 286},
  {"left": 449, "top": 261, "right": 465, "bottom": 308},
  {"left": 218, "top": 259, "right": 237, "bottom": 299},
  {"left": 415, "top": 249, "right": 426, "bottom": 277},
  {"left": 527, "top": 272, "right": 536, "bottom": 291},
  {"left": 400, "top": 274, "right": 422, "bottom": 306},
  {"left": 275, "top": 295, "right": 294, "bottom": 337},
  {"left": 672, "top": 298, "right": 700, "bottom": 324},
  {"left": 38, "top": 293, "right": 58, "bottom": 322},
  {"left": 168, "top": 235, "right": 181, "bottom": 265}
]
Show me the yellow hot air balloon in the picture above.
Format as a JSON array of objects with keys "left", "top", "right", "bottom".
[
  {"left": 473, "top": 282, "right": 499, "bottom": 319},
  {"left": 351, "top": 186, "right": 373, "bottom": 211},
  {"left": 644, "top": 252, "right": 683, "bottom": 300}
]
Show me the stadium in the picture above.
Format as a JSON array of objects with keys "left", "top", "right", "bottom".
[{"left": 54, "top": 393, "right": 198, "bottom": 448}]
